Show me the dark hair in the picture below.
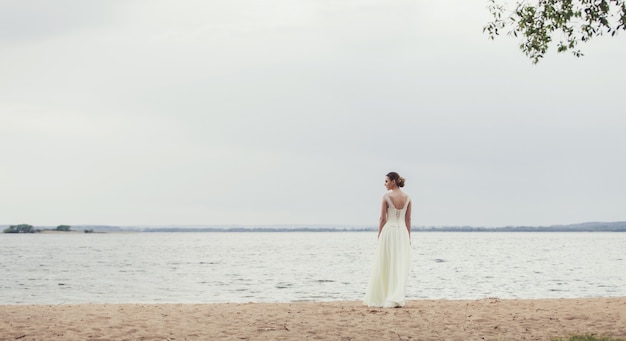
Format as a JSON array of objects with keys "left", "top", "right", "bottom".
[{"left": 386, "top": 172, "right": 405, "bottom": 188}]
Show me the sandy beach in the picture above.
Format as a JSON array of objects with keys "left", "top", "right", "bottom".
[{"left": 1, "top": 297, "right": 625, "bottom": 340}]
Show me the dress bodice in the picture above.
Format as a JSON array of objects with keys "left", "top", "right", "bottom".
[{"left": 385, "top": 194, "right": 410, "bottom": 227}]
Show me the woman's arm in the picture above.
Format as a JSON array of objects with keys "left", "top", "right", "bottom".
[
  {"left": 405, "top": 201, "right": 412, "bottom": 238},
  {"left": 378, "top": 197, "right": 388, "bottom": 238}
]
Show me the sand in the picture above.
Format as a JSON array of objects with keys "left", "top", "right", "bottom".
[{"left": 1, "top": 297, "right": 625, "bottom": 340}]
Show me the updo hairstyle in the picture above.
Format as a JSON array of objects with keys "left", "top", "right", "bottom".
[{"left": 386, "top": 171, "right": 405, "bottom": 188}]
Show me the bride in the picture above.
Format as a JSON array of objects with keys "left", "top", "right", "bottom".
[{"left": 363, "top": 171, "right": 412, "bottom": 308}]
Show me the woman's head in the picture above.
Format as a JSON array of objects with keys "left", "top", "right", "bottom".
[{"left": 385, "top": 171, "right": 405, "bottom": 189}]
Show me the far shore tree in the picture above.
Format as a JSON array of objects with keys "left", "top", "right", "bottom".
[
  {"left": 3, "top": 224, "right": 35, "bottom": 233},
  {"left": 56, "top": 225, "right": 71, "bottom": 232},
  {"left": 484, "top": 0, "right": 626, "bottom": 63}
]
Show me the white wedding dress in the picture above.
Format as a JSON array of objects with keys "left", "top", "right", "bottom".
[{"left": 363, "top": 194, "right": 411, "bottom": 308}]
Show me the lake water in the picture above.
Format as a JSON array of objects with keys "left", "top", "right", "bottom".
[{"left": 0, "top": 232, "right": 624, "bottom": 304}]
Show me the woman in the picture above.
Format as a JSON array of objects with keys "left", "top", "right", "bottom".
[{"left": 363, "top": 171, "right": 412, "bottom": 308}]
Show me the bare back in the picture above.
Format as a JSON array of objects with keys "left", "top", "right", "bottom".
[{"left": 385, "top": 191, "right": 409, "bottom": 210}]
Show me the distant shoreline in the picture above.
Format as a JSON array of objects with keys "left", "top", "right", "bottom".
[
  {"left": 3, "top": 222, "right": 625, "bottom": 233},
  {"left": 139, "top": 226, "right": 626, "bottom": 232}
]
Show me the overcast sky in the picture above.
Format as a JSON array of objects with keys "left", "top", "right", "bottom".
[{"left": 1, "top": 0, "right": 625, "bottom": 227}]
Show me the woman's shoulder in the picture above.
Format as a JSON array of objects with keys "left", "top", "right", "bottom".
[
  {"left": 383, "top": 192, "right": 410, "bottom": 203},
  {"left": 384, "top": 191, "right": 409, "bottom": 198}
]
